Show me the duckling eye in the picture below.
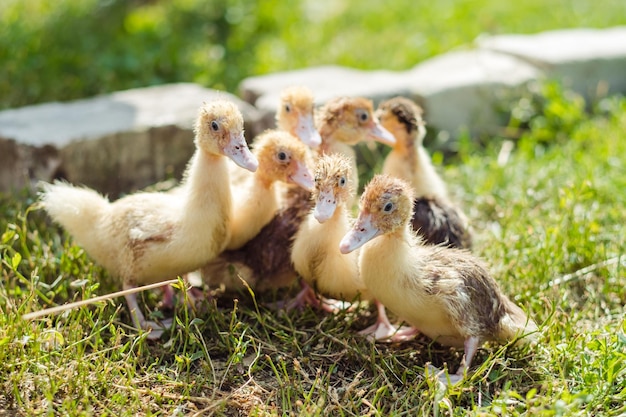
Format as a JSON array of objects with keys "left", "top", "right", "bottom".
[
  {"left": 338, "top": 177, "right": 346, "bottom": 187},
  {"left": 357, "top": 110, "right": 369, "bottom": 122},
  {"left": 277, "top": 151, "right": 287, "bottom": 161},
  {"left": 211, "top": 121, "right": 219, "bottom": 131},
  {"left": 383, "top": 202, "right": 394, "bottom": 212},
  {"left": 285, "top": 104, "right": 291, "bottom": 113}
]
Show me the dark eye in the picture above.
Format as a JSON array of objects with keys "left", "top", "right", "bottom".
[
  {"left": 277, "top": 151, "right": 287, "bottom": 161},
  {"left": 211, "top": 121, "right": 219, "bottom": 131},
  {"left": 383, "top": 202, "right": 393, "bottom": 212},
  {"left": 285, "top": 104, "right": 291, "bottom": 113},
  {"left": 339, "top": 177, "right": 346, "bottom": 187},
  {"left": 358, "top": 111, "right": 368, "bottom": 122}
]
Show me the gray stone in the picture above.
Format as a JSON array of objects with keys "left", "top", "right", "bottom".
[
  {"left": 404, "top": 49, "right": 542, "bottom": 137},
  {"left": 477, "top": 27, "right": 626, "bottom": 100},
  {"left": 0, "top": 83, "right": 264, "bottom": 195},
  {"left": 239, "top": 51, "right": 541, "bottom": 139},
  {"left": 239, "top": 65, "right": 412, "bottom": 128}
]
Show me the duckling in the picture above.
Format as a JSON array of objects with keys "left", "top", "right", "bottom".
[
  {"left": 317, "top": 96, "right": 396, "bottom": 194},
  {"left": 40, "top": 100, "right": 258, "bottom": 338},
  {"left": 289, "top": 154, "right": 368, "bottom": 310},
  {"left": 276, "top": 86, "right": 322, "bottom": 149},
  {"left": 339, "top": 175, "right": 537, "bottom": 384},
  {"left": 226, "top": 129, "right": 314, "bottom": 250},
  {"left": 197, "top": 96, "right": 396, "bottom": 294},
  {"left": 377, "top": 97, "right": 472, "bottom": 249}
]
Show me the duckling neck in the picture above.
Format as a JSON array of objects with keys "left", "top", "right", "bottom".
[
  {"left": 180, "top": 149, "right": 232, "bottom": 250},
  {"left": 360, "top": 228, "right": 424, "bottom": 288},
  {"left": 384, "top": 143, "right": 448, "bottom": 201},
  {"left": 226, "top": 174, "right": 279, "bottom": 250}
]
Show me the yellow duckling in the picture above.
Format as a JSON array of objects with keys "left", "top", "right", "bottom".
[
  {"left": 317, "top": 96, "right": 396, "bottom": 194},
  {"left": 276, "top": 85, "right": 322, "bottom": 149},
  {"left": 377, "top": 96, "right": 472, "bottom": 249},
  {"left": 289, "top": 153, "right": 368, "bottom": 310},
  {"left": 40, "top": 99, "right": 258, "bottom": 338},
  {"left": 340, "top": 175, "right": 537, "bottom": 383}
]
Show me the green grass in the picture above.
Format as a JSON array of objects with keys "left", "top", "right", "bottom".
[
  {"left": 2, "top": 1, "right": 626, "bottom": 415},
  {"left": 1, "top": 0, "right": 625, "bottom": 109},
  {"left": 1, "top": 84, "right": 625, "bottom": 415}
]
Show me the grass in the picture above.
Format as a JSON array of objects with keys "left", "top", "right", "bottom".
[
  {"left": 1, "top": 0, "right": 626, "bottom": 109},
  {"left": 1, "top": 1, "right": 626, "bottom": 415},
  {"left": 1, "top": 83, "right": 625, "bottom": 415}
]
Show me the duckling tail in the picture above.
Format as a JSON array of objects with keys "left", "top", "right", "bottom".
[
  {"left": 498, "top": 298, "right": 539, "bottom": 345},
  {"left": 39, "top": 181, "right": 109, "bottom": 241}
]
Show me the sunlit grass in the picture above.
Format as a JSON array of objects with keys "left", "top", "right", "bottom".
[
  {"left": 1, "top": 0, "right": 626, "bottom": 109},
  {"left": 1, "top": 86, "right": 625, "bottom": 414}
]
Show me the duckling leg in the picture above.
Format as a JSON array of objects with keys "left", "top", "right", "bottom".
[
  {"left": 432, "top": 336, "right": 481, "bottom": 386},
  {"left": 283, "top": 282, "right": 321, "bottom": 311},
  {"left": 161, "top": 284, "right": 176, "bottom": 310},
  {"left": 454, "top": 336, "right": 480, "bottom": 379},
  {"left": 123, "top": 284, "right": 171, "bottom": 340},
  {"left": 360, "top": 300, "right": 419, "bottom": 341}
]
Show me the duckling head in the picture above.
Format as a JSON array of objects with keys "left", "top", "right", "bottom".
[
  {"left": 312, "top": 153, "right": 353, "bottom": 223},
  {"left": 376, "top": 97, "right": 426, "bottom": 150},
  {"left": 317, "top": 97, "right": 396, "bottom": 147},
  {"left": 277, "top": 86, "right": 322, "bottom": 149},
  {"left": 339, "top": 174, "right": 414, "bottom": 253},
  {"left": 254, "top": 130, "right": 315, "bottom": 191},
  {"left": 195, "top": 100, "right": 258, "bottom": 172}
]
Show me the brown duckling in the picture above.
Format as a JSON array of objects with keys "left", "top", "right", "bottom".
[
  {"left": 40, "top": 100, "right": 258, "bottom": 338},
  {"left": 377, "top": 97, "right": 472, "bottom": 249},
  {"left": 339, "top": 175, "right": 537, "bottom": 383}
]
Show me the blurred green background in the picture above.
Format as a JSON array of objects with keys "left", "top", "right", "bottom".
[{"left": 1, "top": 0, "right": 625, "bottom": 110}]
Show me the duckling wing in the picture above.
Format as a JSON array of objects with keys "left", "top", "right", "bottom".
[
  {"left": 412, "top": 197, "right": 472, "bottom": 249},
  {"left": 111, "top": 193, "right": 179, "bottom": 245},
  {"left": 420, "top": 248, "right": 506, "bottom": 340}
]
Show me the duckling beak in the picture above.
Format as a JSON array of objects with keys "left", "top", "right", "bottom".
[
  {"left": 296, "top": 114, "right": 322, "bottom": 149},
  {"left": 339, "top": 213, "right": 380, "bottom": 253},
  {"left": 367, "top": 122, "right": 396, "bottom": 146},
  {"left": 224, "top": 133, "right": 259, "bottom": 172},
  {"left": 288, "top": 161, "right": 315, "bottom": 191},
  {"left": 313, "top": 189, "right": 337, "bottom": 223}
]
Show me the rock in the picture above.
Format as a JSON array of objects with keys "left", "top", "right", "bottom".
[
  {"left": 239, "top": 51, "right": 541, "bottom": 140},
  {"left": 477, "top": 27, "right": 626, "bottom": 100},
  {"left": 0, "top": 83, "right": 263, "bottom": 196},
  {"left": 404, "top": 49, "right": 542, "bottom": 139}
]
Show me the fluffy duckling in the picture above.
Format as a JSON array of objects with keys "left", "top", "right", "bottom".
[
  {"left": 377, "top": 97, "right": 472, "bottom": 249},
  {"left": 227, "top": 129, "right": 314, "bottom": 250},
  {"left": 317, "top": 97, "right": 396, "bottom": 192},
  {"left": 289, "top": 154, "right": 369, "bottom": 310},
  {"left": 276, "top": 86, "right": 322, "bottom": 149},
  {"left": 340, "top": 175, "right": 537, "bottom": 383},
  {"left": 40, "top": 100, "right": 258, "bottom": 338}
]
